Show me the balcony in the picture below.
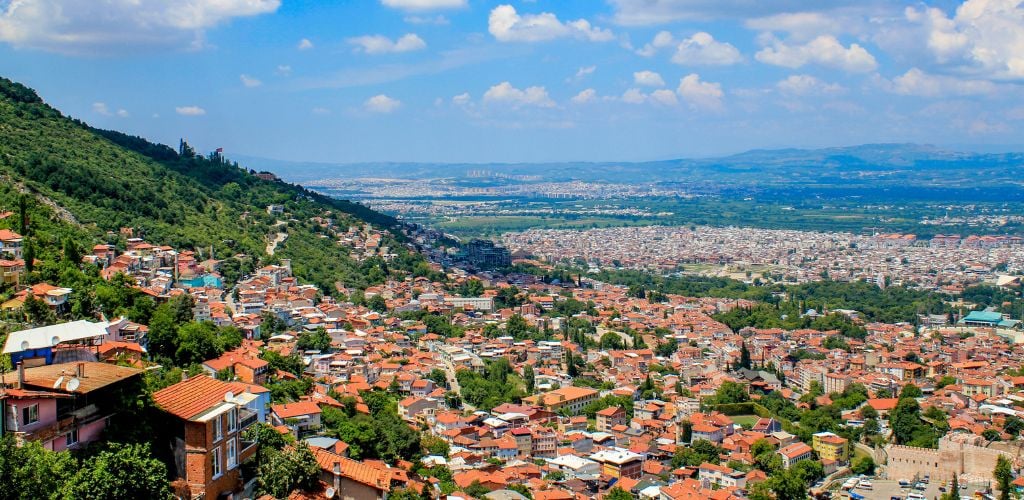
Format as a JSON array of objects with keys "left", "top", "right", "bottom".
[{"left": 238, "top": 408, "right": 258, "bottom": 432}]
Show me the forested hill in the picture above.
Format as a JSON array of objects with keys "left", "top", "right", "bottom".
[{"left": 0, "top": 76, "right": 421, "bottom": 293}]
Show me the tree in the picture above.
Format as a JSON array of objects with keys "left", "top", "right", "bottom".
[
  {"left": 995, "top": 455, "right": 1013, "bottom": 500},
  {"left": 368, "top": 294, "right": 387, "bottom": 312},
  {"left": 256, "top": 443, "right": 320, "bottom": 498},
  {"left": 983, "top": 429, "right": 1002, "bottom": 441},
  {"left": 851, "top": 456, "right": 875, "bottom": 475},
  {"left": 524, "top": 365, "right": 535, "bottom": 394},
  {"left": 464, "top": 480, "right": 490, "bottom": 498},
  {"left": 656, "top": 337, "right": 678, "bottom": 358},
  {"left": 942, "top": 475, "right": 960, "bottom": 500},
  {"left": 174, "top": 321, "right": 223, "bottom": 365},
  {"left": 605, "top": 487, "right": 633, "bottom": 500},
  {"left": 710, "top": 381, "right": 749, "bottom": 405},
  {"left": 296, "top": 327, "right": 332, "bottom": 352},
  {"left": 599, "top": 332, "right": 624, "bottom": 350},
  {"left": 738, "top": 342, "right": 752, "bottom": 370},
  {"left": 899, "top": 383, "right": 923, "bottom": 399},
  {"left": 59, "top": 443, "right": 171, "bottom": 500},
  {"left": 22, "top": 237, "right": 34, "bottom": 272},
  {"left": 0, "top": 436, "right": 75, "bottom": 500}
]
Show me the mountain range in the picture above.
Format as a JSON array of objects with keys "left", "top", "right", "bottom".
[{"left": 236, "top": 143, "right": 1024, "bottom": 192}]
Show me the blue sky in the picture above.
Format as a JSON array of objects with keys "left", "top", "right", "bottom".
[{"left": 1, "top": 0, "right": 1023, "bottom": 163}]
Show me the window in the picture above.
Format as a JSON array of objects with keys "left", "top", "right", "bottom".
[
  {"left": 214, "top": 415, "right": 223, "bottom": 442},
  {"left": 227, "top": 438, "right": 237, "bottom": 469},
  {"left": 66, "top": 428, "right": 79, "bottom": 447},
  {"left": 212, "top": 447, "right": 222, "bottom": 478},
  {"left": 22, "top": 404, "right": 39, "bottom": 426},
  {"left": 228, "top": 408, "right": 238, "bottom": 433}
]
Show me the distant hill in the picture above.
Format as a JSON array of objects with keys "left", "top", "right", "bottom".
[
  {"left": 0, "top": 76, "right": 417, "bottom": 292},
  {"left": 237, "top": 143, "right": 1024, "bottom": 191}
]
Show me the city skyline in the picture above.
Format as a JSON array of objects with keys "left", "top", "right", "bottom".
[{"left": 2, "top": 0, "right": 1023, "bottom": 163}]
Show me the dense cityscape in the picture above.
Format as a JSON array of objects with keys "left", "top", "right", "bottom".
[{"left": 5, "top": 0, "right": 1024, "bottom": 499}]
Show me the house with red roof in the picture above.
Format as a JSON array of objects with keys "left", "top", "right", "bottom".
[{"left": 153, "top": 375, "right": 263, "bottom": 499}]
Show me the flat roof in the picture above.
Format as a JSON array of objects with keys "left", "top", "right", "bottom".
[
  {"left": 22, "top": 362, "right": 143, "bottom": 394},
  {"left": 3, "top": 320, "right": 109, "bottom": 353}
]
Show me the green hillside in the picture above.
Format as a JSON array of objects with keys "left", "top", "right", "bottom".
[{"left": 0, "top": 76, "right": 422, "bottom": 295}]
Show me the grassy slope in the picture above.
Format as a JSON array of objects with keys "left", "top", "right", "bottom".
[{"left": 0, "top": 76, "right": 412, "bottom": 292}]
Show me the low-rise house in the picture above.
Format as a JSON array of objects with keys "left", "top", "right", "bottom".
[
  {"left": 153, "top": 375, "right": 261, "bottom": 499},
  {"left": 1, "top": 361, "right": 143, "bottom": 451},
  {"left": 778, "top": 442, "right": 815, "bottom": 468},
  {"left": 596, "top": 406, "right": 627, "bottom": 432},
  {"left": 812, "top": 432, "right": 849, "bottom": 464},
  {"left": 271, "top": 401, "right": 322, "bottom": 438},
  {"left": 590, "top": 447, "right": 644, "bottom": 479}
]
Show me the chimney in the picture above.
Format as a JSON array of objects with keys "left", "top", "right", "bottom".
[
  {"left": 182, "top": 371, "right": 189, "bottom": 382},
  {"left": 17, "top": 362, "right": 25, "bottom": 388},
  {"left": 76, "top": 362, "right": 85, "bottom": 378},
  {"left": 333, "top": 461, "right": 341, "bottom": 493}
]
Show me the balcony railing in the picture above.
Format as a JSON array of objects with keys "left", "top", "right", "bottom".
[{"left": 238, "top": 408, "right": 258, "bottom": 431}]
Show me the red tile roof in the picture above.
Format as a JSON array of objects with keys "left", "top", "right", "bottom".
[
  {"left": 271, "top": 401, "right": 322, "bottom": 419},
  {"left": 153, "top": 375, "right": 252, "bottom": 420}
]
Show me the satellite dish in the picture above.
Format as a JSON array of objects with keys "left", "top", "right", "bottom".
[
  {"left": 224, "top": 391, "right": 234, "bottom": 402},
  {"left": 66, "top": 378, "right": 80, "bottom": 392},
  {"left": 324, "top": 487, "right": 336, "bottom": 499},
  {"left": 53, "top": 376, "right": 65, "bottom": 389},
  {"left": 51, "top": 336, "right": 61, "bottom": 346},
  {"left": 20, "top": 340, "right": 29, "bottom": 351}
]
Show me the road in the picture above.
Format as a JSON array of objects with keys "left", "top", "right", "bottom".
[
  {"left": 850, "top": 478, "right": 989, "bottom": 500},
  {"left": 266, "top": 232, "right": 288, "bottom": 255}
]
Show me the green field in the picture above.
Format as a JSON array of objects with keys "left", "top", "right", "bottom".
[{"left": 730, "top": 415, "right": 760, "bottom": 428}]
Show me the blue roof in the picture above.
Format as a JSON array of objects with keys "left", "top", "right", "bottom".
[{"left": 963, "top": 311, "right": 1004, "bottom": 323}]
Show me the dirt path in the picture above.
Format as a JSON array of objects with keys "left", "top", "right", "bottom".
[{"left": 266, "top": 232, "right": 288, "bottom": 255}]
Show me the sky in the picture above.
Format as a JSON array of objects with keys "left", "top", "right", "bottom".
[{"left": 1, "top": 0, "right": 1024, "bottom": 163}]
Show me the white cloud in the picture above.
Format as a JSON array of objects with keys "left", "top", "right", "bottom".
[
  {"left": 403, "top": 15, "right": 449, "bottom": 25},
  {"left": 240, "top": 74, "right": 262, "bottom": 87},
  {"left": 311, "top": 107, "right": 331, "bottom": 115},
  {"left": 608, "top": 0, "right": 865, "bottom": 26},
  {"left": 482, "top": 81, "right": 555, "bottom": 107},
  {"left": 635, "top": 31, "right": 741, "bottom": 65},
  {"left": 348, "top": 33, "right": 426, "bottom": 54},
  {"left": 276, "top": 65, "right": 292, "bottom": 76},
  {"left": 755, "top": 35, "right": 877, "bottom": 73},
  {"left": 381, "top": 0, "right": 466, "bottom": 10},
  {"left": 633, "top": 70, "right": 665, "bottom": 87},
  {"left": 671, "top": 32, "right": 743, "bottom": 65},
  {"left": 176, "top": 105, "right": 206, "bottom": 116},
  {"left": 619, "top": 88, "right": 680, "bottom": 106},
  {"left": 570, "top": 88, "right": 597, "bottom": 104},
  {"left": 298, "top": 38, "right": 314, "bottom": 50},
  {"left": 621, "top": 88, "right": 647, "bottom": 104},
  {"left": 745, "top": 12, "right": 845, "bottom": 40},
  {"left": 888, "top": 68, "right": 999, "bottom": 97},
  {"left": 676, "top": 73, "right": 723, "bottom": 110},
  {"left": 364, "top": 94, "right": 401, "bottom": 113},
  {"left": 776, "top": 74, "right": 844, "bottom": 95},
  {"left": 92, "top": 102, "right": 111, "bottom": 116},
  {"left": 0, "top": 0, "right": 280, "bottom": 54},
  {"left": 649, "top": 89, "right": 679, "bottom": 106},
  {"left": 116, "top": 109, "right": 129, "bottom": 117},
  {"left": 904, "top": 0, "right": 1024, "bottom": 79},
  {"left": 572, "top": 65, "right": 596, "bottom": 80},
  {"left": 452, "top": 92, "right": 472, "bottom": 106},
  {"left": 488, "top": 5, "right": 614, "bottom": 43}
]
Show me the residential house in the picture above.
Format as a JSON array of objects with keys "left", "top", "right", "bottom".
[
  {"left": 271, "top": 401, "right": 322, "bottom": 438},
  {"left": 1, "top": 361, "right": 143, "bottom": 451},
  {"left": 778, "top": 442, "right": 815, "bottom": 468},
  {"left": 153, "top": 375, "right": 262, "bottom": 499}
]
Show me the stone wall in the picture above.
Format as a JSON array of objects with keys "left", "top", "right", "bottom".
[{"left": 885, "top": 435, "right": 1014, "bottom": 482}]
